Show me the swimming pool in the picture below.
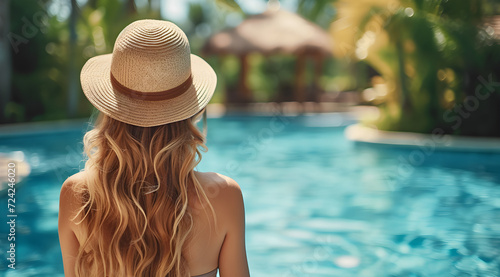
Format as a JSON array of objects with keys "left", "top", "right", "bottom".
[{"left": 1, "top": 114, "right": 500, "bottom": 277}]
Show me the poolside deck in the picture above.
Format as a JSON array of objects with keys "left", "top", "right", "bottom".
[{"left": 346, "top": 124, "right": 500, "bottom": 153}]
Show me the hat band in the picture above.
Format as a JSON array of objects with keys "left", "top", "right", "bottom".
[{"left": 110, "top": 73, "right": 193, "bottom": 101}]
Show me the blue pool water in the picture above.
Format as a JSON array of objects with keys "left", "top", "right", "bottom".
[{"left": 1, "top": 114, "right": 500, "bottom": 277}]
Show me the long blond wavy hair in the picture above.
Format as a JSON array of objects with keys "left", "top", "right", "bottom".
[{"left": 71, "top": 109, "right": 215, "bottom": 277}]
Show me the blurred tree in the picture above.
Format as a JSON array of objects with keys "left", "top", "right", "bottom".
[
  {"left": 483, "top": 0, "right": 500, "bottom": 15},
  {"left": 67, "top": 0, "right": 79, "bottom": 117},
  {"left": 297, "top": 0, "right": 337, "bottom": 28},
  {"left": 189, "top": 2, "right": 206, "bottom": 27},
  {"left": 7, "top": 0, "right": 67, "bottom": 122},
  {"left": 0, "top": 0, "right": 10, "bottom": 120},
  {"left": 1, "top": 0, "right": 162, "bottom": 123},
  {"left": 127, "top": 0, "right": 136, "bottom": 14},
  {"left": 332, "top": 0, "right": 500, "bottom": 136},
  {"left": 214, "top": 0, "right": 243, "bottom": 13},
  {"left": 88, "top": 0, "right": 98, "bottom": 9}
]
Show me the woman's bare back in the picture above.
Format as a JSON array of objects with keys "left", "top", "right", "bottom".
[{"left": 60, "top": 171, "right": 250, "bottom": 277}]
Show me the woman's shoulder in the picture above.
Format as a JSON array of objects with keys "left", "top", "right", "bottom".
[
  {"left": 60, "top": 171, "right": 87, "bottom": 203},
  {"left": 62, "top": 171, "right": 87, "bottom": 188},
  {"left": 192, "top": 171, "right": 245, "bottom": 220},
  {"left": 193, "top": 171, "right": 243, "bottom": 201},
  {"left": 59, "top": 171, "right": 87, "bottom": 236},
  {"left": 60, "top": 172, "right": 89, "bottom": 218},
  {"left": 194, "top": 171, "right": 240, "bottom": 190}
]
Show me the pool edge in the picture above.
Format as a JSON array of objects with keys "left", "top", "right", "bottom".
[{"left": 345, "top": 124, "right": 500, "bottom": 153}]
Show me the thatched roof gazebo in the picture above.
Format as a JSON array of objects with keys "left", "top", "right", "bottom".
[{"left": 202, "top": 7, "right": 332, "bottom": 103}]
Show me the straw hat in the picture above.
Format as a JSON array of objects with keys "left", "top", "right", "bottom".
[{"left": 80, "top": 19, "right": 217, "bottom": 127}]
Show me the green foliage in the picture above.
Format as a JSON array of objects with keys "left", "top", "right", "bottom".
[
  {"left": 297, "top": 0, "right": 337, "bottom": 29},
  {"left": 1, "top": 0, "right": 362, "bottom": 123},
  {"left": 249, "top": 55, "right": 296, "bottom": 101},
  {"left": 357, "top": 0, "right": 500, "bottom": 136},
  {"left": 3, "top": 0, "right": 162, "bottom": 124},
  {"left": 6, "top": 0, "right": 67, "bottom": 123},
  {"left": 214, "top": 0, "right": 243, "bottom": 13},
  {"left": 188, "top": 3, "right": 206, "bottom": 27}
]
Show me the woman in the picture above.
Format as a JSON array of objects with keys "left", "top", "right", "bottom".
[{"left": 58, "top": 19, "right": 250, "bottom": 277}]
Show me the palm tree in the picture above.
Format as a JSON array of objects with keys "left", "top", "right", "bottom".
[{"left": 332, "top": 0, "right": 500, "bottom": 136}]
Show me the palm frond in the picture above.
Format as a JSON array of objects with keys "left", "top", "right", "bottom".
[{"left": 214, "top": 0, "right": 243, "bottom": 13}]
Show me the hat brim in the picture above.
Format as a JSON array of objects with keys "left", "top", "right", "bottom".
[{"left": 80, "top": 53, "right": 217, "bottom": 127}]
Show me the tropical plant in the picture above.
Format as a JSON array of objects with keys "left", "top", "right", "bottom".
[
  {"left": 1, "top": 0, "right": 163, "bottom": 123},
  {"left": 331, "top": 0, "right": 500, "bottom": 136}
]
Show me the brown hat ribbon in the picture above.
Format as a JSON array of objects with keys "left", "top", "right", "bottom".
[{"left": 110, "top": 73, "right": 193, "bottom": 101}]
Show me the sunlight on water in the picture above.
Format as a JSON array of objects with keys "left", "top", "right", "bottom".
[{"left": 1, "top": 115, "right": 499, "bottom": 277}]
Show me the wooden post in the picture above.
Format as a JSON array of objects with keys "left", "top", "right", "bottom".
[
  {"left": 294, "top": 54, "right": 306, "bottom": 103},
  {"left": 238, "top": 54, "right": 251, "bottom": 102},
  {"left": 312, "top": 54, "right": 324, "bottom": 102}
]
